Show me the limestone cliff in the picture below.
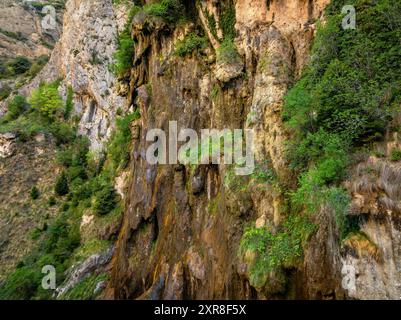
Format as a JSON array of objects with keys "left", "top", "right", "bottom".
[
  {"left": 0, "top": 0, "right": 128, "bottom": 283},
  {"left": 0, "top": 0, "right": 64, "bottom": 115},
  {"left": 107, "top": 0, "right": 343, "bottom": 300},
  {"left": 107, "top": 0, "right": 401, "bottom": 300},
  {"left": 19, "top": 0, "right": 127, "bottom": 150},
  {"left": 0, "top": 0, "right": 400, "bottom": 301}
]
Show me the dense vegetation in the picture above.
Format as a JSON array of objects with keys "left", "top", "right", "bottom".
[
  {"left": 0, "top": 81, "right": 75, "bottom": 144},
  {"left": 240, "top": 0, "right": 401, "bottom": 285},
  {"left": 112, "top": 0, "right": 186, "bottom": 76},
  {"left": 240, "top": 215, "right": 315, "bottom": 288},
  {"left": 284, "top": 0, "right": 401, "bottom": 237},
  {"left": 0, "top": 79, "right": 140, "bottom": 299},
  {"left": 174, "top": 32, "right": 207, "bottom": 57}
]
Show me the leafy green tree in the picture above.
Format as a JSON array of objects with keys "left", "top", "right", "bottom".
[
  {"left": 0, "top": 95, "right": 27, "bottom": 123},
  {"left": 29, "top": 82, "right": 63, "bottom": 121}
]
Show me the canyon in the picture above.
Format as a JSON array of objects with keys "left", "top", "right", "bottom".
[{"left": 0, "top": 0, "right": 400, "bottom": 300}]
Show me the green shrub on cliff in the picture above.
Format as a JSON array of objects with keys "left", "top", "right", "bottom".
[
  {"left": 29, "top": 82, "right": 64, "bottom": 121},
  {"left": 240, "top": 215, "right": 315, "bottom": 287},
  {"left": 64, "top": 85, "right": 74, "bottom": 120},
  {"left": 111, "top": 4, "right": 141, "bottom": 77},
  {"left": 143, "top": 0, "right": 184, "bottom": 24},
  {"left": 0, "top": 95, "right": 27, "bottom": 124},
  {"left": 27, "top": 55, "right": 49, "bottom": 80},
  {"left": 204, "top": 8, "right": 218, "bottom": 39},
  {"left": 283, "top": 0, "right": 401, "bottom": 237},
  {"left": 8, "top": 56, "right": 31, "bottom": 75},
  {"left": 94, "top": 185, "right": 118, "bottom": 216},
  {"left": 220, "top": 0, "right": 236, "bottom": 40},
  {"left": 30, "top": 186, "right": 40, "bottom": 200},
  {"left": 216, "top": 38, "right": 240, "bottom": 64},
  {"left": 390, "top": 149, "right": 401, "bottom": 162},
  {"left": 108, "top": 110, "right": 141, "bottom": 172},
  {"left": 215, "top": 1, "right": 239, "bottom": 63},
  {"left": 174, "top": 33, "right": 207, "bottom": 57},
  {"left": 0, "top": 84, "right": 11, "bottom": 101},
  {"left": 112, "top": 29, "right": 135, "bottom": 77},
  {"left": 55, "top": 171, "right": 69, "bottom": 196}
]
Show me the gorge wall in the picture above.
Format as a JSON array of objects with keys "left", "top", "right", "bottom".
[
  {"left": 107, "top": 0, "right": 341, "bottom": 300},
  {"left": 0, "top": 0, "right": 400, "bottom": 300}
]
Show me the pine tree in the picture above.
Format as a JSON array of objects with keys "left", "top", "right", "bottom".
[
  {"left": 30, "top": 186, "right": 39, "bottom": 200},
  {"left": 55, "top": 171, "right": 69, "bottom": 196},
  {"left": 94, "top": 185, "right": 117, "bottom": 216}
]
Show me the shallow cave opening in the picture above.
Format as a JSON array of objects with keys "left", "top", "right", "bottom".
[
  {"left": 182, "top": 0, "right": 198, "bottom": 21},
  {"left": 86, "top": 100, "right": 97, "bottom": 123}
]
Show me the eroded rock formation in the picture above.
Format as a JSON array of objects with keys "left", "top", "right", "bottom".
[
  {"left": 1, "top": 0, "right": 400, "bottom": 300},
  {"left": 107, "top": 0, "right": 350, "bottom": 300}
]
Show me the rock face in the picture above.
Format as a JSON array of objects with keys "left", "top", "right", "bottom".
[
  {"left": 56, "top": 246, "right": 114, "bottom": 298},
  {"left": 1, "top": 0, "right": 400, "bottom": 300},
  {"left": 108, "top": 0, "right": 348, "bottom": 300},
  {"left": 342, "top": 152, "right": 401, "bottom": 299},
  {"left": 0, "top": 133, "right": 16, "bottom": 158},
  {"left": 19, "top": 0, "right": 126, "bottom": 150},
  {"left": 0, "top": 0, "right": 64, "bottom": 115},
  {"left": 0, "top": 0, "right": 62, "bottom": 59}
]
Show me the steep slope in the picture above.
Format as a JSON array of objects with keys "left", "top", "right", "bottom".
[
  {"left": 20, "top": 0, "right": 127, "bottom": 150},
  {"left": 0, "top": 0, "right": 401, "bottom": 301},
  {"left": 0, "top": 0, "right": 128, "bottom": 297},
  {"left": 0, "top": 133, "right": 60, "bottom": 280},
  {"left": 0, "top": 0, "right": 62, "bottom": 59},
  {"left": 107, "top": 0, "right": 401, "bottom": 300},
  {"left": 0, "top": 0, "right": 64, "bottom": 115},
  {"left": 107, "top": 0, "right": 341, "bottom": 300}
]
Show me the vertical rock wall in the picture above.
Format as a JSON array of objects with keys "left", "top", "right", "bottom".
[
  {"left": 108, "top": 0, "right": 348, "bottom": 300},
  {"left": 20, "top": 0, "right": 127, "bottom": 151}
]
